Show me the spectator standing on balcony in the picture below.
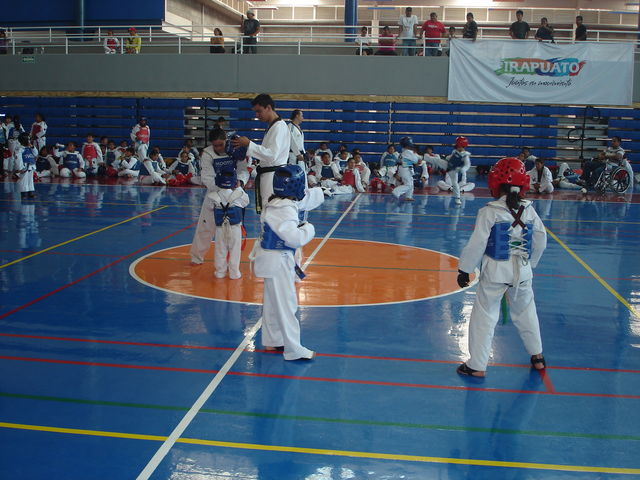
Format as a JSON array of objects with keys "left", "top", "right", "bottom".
[
  {"left": 355, "top": 26, "right": 373, "bottom": 55},
  {"left": 462, "top": 13, "right": 478, "bottom": 41},
  {"left": 575, "top": 16, "right": 587, "bottom": 41},
  {"left": 398, "top": 7, "right": 419, "bottom": 56},
  {"left": 422, "top": 12, "right": 446, "bottom": 57},
  {"left": 125, "top": 27, "right": 141, "bottom": 54},
  {"left": 210, "top": 28, "right": 225, "bottom": 54},
  {"left": 509, "top": 10, "right": 530, "bottom": 39},
  {"left": 30, "top": 113, "right": 47, "bottom": 152},
  {"left": 103, "top": 29, "right": 120, "bottom": 54},
  {"left": 535, "top": 18, "right": 554, "bottom": 43},
  {"left": 444, "top": 26, "right": 456, "bottom": 56},
  {"left": 242, "top": 10, "right": 260, "bottom": 54},
  {"left": 375, "top": 26, "right": 397, "bottom": 56}
]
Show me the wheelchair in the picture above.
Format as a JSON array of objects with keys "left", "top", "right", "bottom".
[{"left": 593, "top": 162, "right": 631, "bottom": 194}]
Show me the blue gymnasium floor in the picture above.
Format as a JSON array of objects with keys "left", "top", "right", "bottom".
[{"left": 1, "top": 177, "right": 639, "bottom": 480}]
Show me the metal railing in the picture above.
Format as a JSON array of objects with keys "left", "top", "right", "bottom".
[{"left": 1, "top": 23, "right": 639, "bottom": 56}]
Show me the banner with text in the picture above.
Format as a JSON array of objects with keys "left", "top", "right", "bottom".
[{"left": 448, "top": 40, "right": 634, "bottom": 106}]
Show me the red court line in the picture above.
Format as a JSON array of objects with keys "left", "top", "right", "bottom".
[
  {"left": 538, "top": 369, "right": 556, "bottom": 393},
  {"left": 1, "top": 354, "right": 639, "bottom": 400},
  {"left": 0, "top": 221, "right": 197, "bottom": 321},
  {"left": 2, "top": 332, "right": 639, "bottom": 374}
]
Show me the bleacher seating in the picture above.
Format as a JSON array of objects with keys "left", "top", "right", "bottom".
[{"left": 1, "top": 97, "right": 637, "bottom": 170}]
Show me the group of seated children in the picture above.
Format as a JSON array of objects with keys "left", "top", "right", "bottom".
[
  {"left": 304, "top": 138, "right": 475, "bottom": 203},
  {"left": 3, "top": 133, "right": 203, "bottom": 188}
]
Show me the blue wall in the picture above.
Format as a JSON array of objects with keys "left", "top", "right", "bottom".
[{"left": 3, "top": 0, "right": 164, "bottom": 27}]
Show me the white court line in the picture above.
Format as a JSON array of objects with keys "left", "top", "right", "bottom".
[{"left": 135, "top": 193, "right": 361, "bottom": 480}]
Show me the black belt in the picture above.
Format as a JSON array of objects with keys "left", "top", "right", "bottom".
[{"left": 255, "top": 165, "right": 284, "bottom": 213}]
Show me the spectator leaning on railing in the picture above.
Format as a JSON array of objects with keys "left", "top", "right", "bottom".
[
  {"left": 462, "top": 13, "right": 478, "bottom": 41},
  {"left": 575, "top": 16, "right": 587, "bottom": 41},
  {"left": 535, "top": 18, "right": 554, "bottom": 43},
  {"left": 422, "top": 12, "right": 446, "bottom": 57},
  {"left": 509, "top": 10, "right": 530, "bottom": 39},
  {"left": 375, "top": 26, "right": 397, "bottom": 56},
  {"left": 398, "top": 7, "right": 419, "bottom": 57},
  {"left": 210, "top": 28, "right": 225, "bottom": 54},
  {"left": 0, "top": 29, "right": 8, "bottom": 55}
]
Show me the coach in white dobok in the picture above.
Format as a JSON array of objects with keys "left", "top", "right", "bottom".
[
  {"left": 233, "top": 94, "right": 290, "bottom": 214},
  {"left": 288, "top": 109, "right": 306, "bottom": 171}
]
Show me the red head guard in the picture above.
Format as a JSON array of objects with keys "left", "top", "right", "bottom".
[
  {"left": 129, "top": 27, "right": 137, "bottom": 33},
  {"left": 455, "top": 136, "right": 468, "bottom": 148},
  {"left": 488, "top": 157, "right": 530, "bottom": 198}
]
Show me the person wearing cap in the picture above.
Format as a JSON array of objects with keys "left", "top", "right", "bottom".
[
  {"left": 241, "top": 10, "right": 260, "bottom": 54},
  {"left": 125, "top": 27, "right": 141, "bottom": 54},
  {"left": 398, "top": 7, "right": 419, "bottom": 56}
]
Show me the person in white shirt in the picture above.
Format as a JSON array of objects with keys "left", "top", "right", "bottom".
[
  {"left": 456, "top": 157, "right": 547, "bottom": 377},
  {"left": 355, "top": 26, "right": 373, "bottom": 55},
  {"left": 103, "top": 30, "right": 120, "bottom": 54},
  {"left": 352, "top": 153, "right": 370, "bottom": 186},
  {"left": 308, "top": 152, "right": 342, "bottom": 188},
  {"left": 81, "top": 134, "right": 103, "bottom": 176},
  {"left": 115, "top": 147, "right": 140, "bottom": 178},
  {"left": 167, "top": 151, "right": 197, "bottom": 186},
  {"left": 527, "top": 158, "right": 554, "bottom": 193},
  {"left": 379, "top": 144, "right": 400, "bottom": 187},
  {"left": 604, "top": 136, "right": 633, "bottom": 187},
  {"left": 208, "top": 167, "right": 250, "bottom": 279},
  {"left": 139, "top": 148, "right": 168, "bottom": 185},
  {"left": 424, "top": 137, "right": 471, "bottom": 205},
  {"left": 36, "top": 146, "right": 59, "bottom": 178},
  {"left": 251, "top": 165, "right": 324, "bottom": 360},
  {"left": 56, "top": 142, "right": 87, "bottom": 178},
  {"left": 14, "top": 133, "right": 38, "bottom": 198},
  {"left": 232, "top": 94, "right": 291, "bottom": 214},
  {"left": 30, "top": 113, "right": 47, "bottom": 152},
  {"left": 130, "top": 117, "right": 150, "bottom": 161},
  {"left": 288, "top": 109, "right": 306, "bottom": 172},
  {"left": 398, "top": 7, "right": 419, "bottom": 56},
  {"left": 392, "top": 136, "right": 419, "bottom": 202},
  {"left": 190, "top": 128, "right": 250, "bottom": 264}
]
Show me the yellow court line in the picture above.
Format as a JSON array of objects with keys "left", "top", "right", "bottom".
[
  {"left": 0, "top": 206, "right": 168, "bottom": 270},
  {"left": 546, "top": 227, "right": 640, "bottom": 319},
  {"left": 0, "top": 422, "right": 638, "bottom": 475}
]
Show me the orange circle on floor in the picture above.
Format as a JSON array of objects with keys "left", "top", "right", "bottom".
[{"left": 129, "top": 239, "right": 467, "bottom": 307}]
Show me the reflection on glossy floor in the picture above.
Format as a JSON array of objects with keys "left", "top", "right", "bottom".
[{"left": 1, "top": 178, "right": 640, "bottom": 480}]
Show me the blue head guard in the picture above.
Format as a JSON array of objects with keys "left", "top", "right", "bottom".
[
  {"left": 215, "top": 166, "right": 237, "bottom": 189},
  {"left": 273, "top": 164, "right": 305, "bottom": 201},
  {"left": 399, "top": 136, "right": 414, "bottom": 149}
]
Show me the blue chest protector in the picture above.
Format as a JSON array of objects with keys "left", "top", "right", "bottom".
[
  {"left": 36, "top": 156, "right": 50, "bottom": 172},
  {"left": 128, "top": 159, "right": 141, "bottom": 171},
  {"left": 139, "top": 160, "right": 157, "bottom": 176},
  {"left": 485, "top": 222, "right": 533, "bottom": 260},
  {"left": 174, "top": 162, "right": 190, "bottom": 175},
  {"left": 105, "top": 151, "right": 116, "bottom": 166},
  {"left": 63, "top": 153, "right": 81, "bottom": 170},
  {"left": 213, "top": 204, "right": 243, "bottom": 226},
  {"left": 22, "top": 149, "right": 36, "bottom": 168},
  {"left": 382, "top": 153, "right": 398, "bottom": 167},
  {"left": 261, "top": 222, "right": 295, "bottom": 252},
  {"left": 448, "top": 151, "right": 465, "bottom": 171},
  {"left": 320, "top": 165, "right": 334, "bottom": 178}
]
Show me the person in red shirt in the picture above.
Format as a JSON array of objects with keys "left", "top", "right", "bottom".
[{"left": 421, "top": 12, "right": 446, "bottom": 56}]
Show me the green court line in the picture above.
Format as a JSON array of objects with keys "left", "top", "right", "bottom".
[{"left": 2, "top": 391, "right": 638, "bottom": 442}]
